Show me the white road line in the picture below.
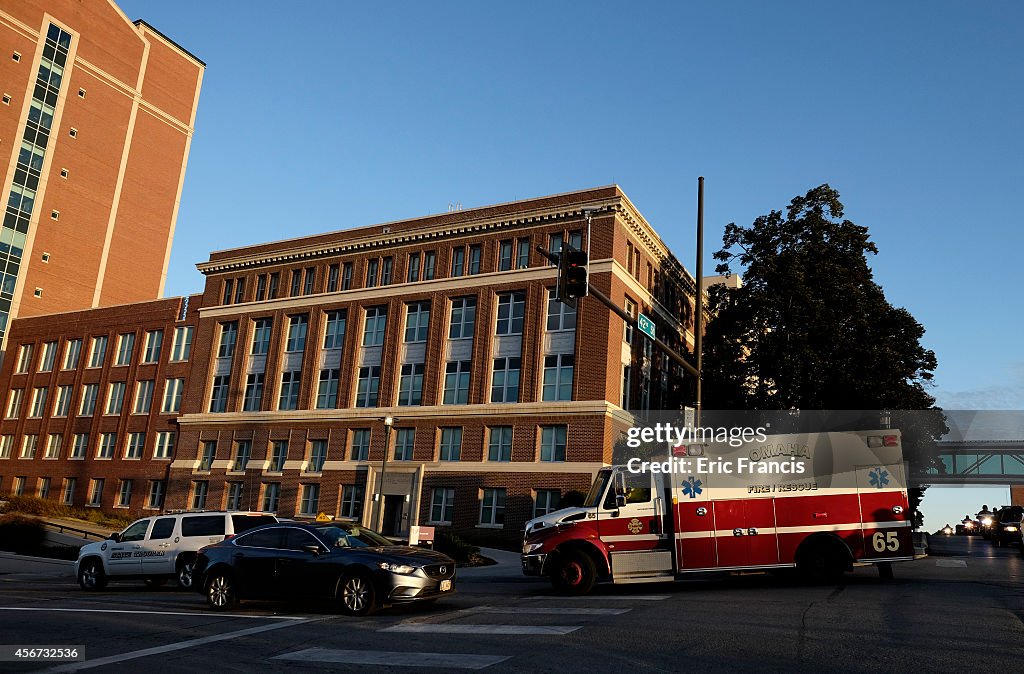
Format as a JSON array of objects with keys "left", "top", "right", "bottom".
[
  {"left": 44, "top": 618, "right": 314, "bottom": 673},
  {"left": 469, "top": 606, "right": 630, "bottom": 616},
  {"left": 0, "top": 606, "right": 307, "bottom": 620},
  {"left": 936, "top": 559, "right": 968, "bottom": 567},
  {"left": 381, "top": 624, "right": 582, "bottom": 635},
  {"left": 522, "top": 594, "right": 670, "bottom": 601},
  {"left": 273, "top": 648, "right": 511, "bottom": 670}
]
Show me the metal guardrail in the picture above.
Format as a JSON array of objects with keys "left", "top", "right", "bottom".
[{"left": 40, "top": 520, "right": 107, "bottom": 541}]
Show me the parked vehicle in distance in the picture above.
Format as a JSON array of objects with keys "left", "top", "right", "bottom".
[
  {"left": 991, "top": 506, "right": 1023, "bottom": 548},
  {"left": 194, "top": 521, "right": 456, "bottom": 616},
  {"left": 75, "top": 511, "right": 278, "bottom": 591}
]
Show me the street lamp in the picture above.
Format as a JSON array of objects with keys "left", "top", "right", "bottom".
[{"left": 375, "top": 415, "right": 394, "bottom": 532}]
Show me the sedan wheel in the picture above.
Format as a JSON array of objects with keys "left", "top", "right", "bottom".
[
  {"left": 339, "top": 574, "right": 375, "bottom": 616},
  {"left": 206, "top": 572, "right": 236, "bottom": 611}
]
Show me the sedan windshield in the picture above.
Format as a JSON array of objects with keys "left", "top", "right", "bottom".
[{"left": 315, "top": 525, "right": 393, "bottom": 548}]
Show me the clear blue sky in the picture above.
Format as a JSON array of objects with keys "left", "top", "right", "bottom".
[{"left": 119, "top": 1, "right": 1022, "bottom": 528}]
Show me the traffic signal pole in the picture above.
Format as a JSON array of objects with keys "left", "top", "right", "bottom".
[{"left": 694, "top": 176, "right": 704, "bottom": 426}]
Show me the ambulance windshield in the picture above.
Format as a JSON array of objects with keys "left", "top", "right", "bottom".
[{"left": 585, "top": 469, "right": 613, "bottom": 508}]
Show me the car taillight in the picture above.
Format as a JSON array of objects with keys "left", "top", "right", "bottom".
[
  {"left": 223, "top": 534, "right": 234, "bottom": 541},
  {"left": 883, "top": 435, "right": 898, "bottom": 447}
]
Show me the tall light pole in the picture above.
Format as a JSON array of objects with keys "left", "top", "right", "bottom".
[
  {"left": 694, "top": 177, "right": 705, "bottom": 427},
  {"left": 375, "top": 415, "right": 394, "bottom": 532}
]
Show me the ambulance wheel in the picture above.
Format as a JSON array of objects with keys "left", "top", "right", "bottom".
[
  {"left": 797, "top": 541, "right": 846, "bottom": 584},
  {"left": 550, "top": 550, "right": 597, "bottom": 595},
  {"left": 878, "top": 562, "right": 894, "bottom": 581}
]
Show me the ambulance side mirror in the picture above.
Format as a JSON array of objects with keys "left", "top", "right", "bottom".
[{"left": 615, "top": 494, "right": 627, "bottom": 509}]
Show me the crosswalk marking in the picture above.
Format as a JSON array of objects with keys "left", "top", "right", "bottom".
[
  {"left": 273, "top": 648, "right": 511, "bottom": 670},
  {"left": 935, "top": 559, "right": 967, "bottom": 567},
  {"left": 469, "top": 606, "right": 630, "bottom": 616},
  {"left": 381, "top": 624, "right": 583, "bottom": 635},
  {"left": 522, "top": 593, "right": 671, "bottom": 601}
]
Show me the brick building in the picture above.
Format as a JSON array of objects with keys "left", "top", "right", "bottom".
[
  {"left": 0, "top": 186, "right": 698, "bottom": 539},
  {"left": 0, "top": 0, "right": 204, "bottom": 344}
]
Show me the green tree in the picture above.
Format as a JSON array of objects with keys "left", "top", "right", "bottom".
[{"left": 702, "top": 185, "right": 946, "bottom": 517}]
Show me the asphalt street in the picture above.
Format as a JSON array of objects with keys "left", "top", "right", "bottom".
[{"left": 0, "top": 537, "right": 1020, "bottom": 673}]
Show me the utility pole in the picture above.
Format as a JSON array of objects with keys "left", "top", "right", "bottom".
[{"left": 694, "top": 177, "right": 704, "bottom": 427}]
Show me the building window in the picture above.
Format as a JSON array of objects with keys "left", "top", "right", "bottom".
[
  {"left": 262, "top": 483, "right": 281, "bottom": 512},
  {"left": 218, "top": 322, "right": 238, "bottom": 358},
  {"left": 341, "top": 262, "right": 353, "bottom": 290},
  {"left": 268, "top": 272, "right": 280, "bottom": 299},
  {"left": 70, "top": 434, "right": 88, "bottom": 459},
  {"left": 355, "top": 366, "right": 380, "bottom": 407},
  {"left": 498, "top": 240, "right": 513, "bottom": 271},
  {"left": 115, "top": 333, "right": 135, "bottom": 366},
  {"left": 424, "top": 251, "right": 436, "bottom": 280},
  {"left": 480, "top": 488, "right": 506, "bottom": 526},
  {"left": 540, "top": 425, "right": 568, "bottom": 462},
  {"left": 170, "top": 326, "right": 193, "bottom": 362},
  {"left": 468, "top": 245, "right": 481, "bottom": 275},
  {"left": 63, "top": 477, "right": 77, "bottom": 505},
  {"left": 495, "top": 292, "right": 525, "bottom": 335},
  {"left": 44, "top": 434, "right": 61, "bottom": 459},
  {"left": 547, "top": 289, "right": 577, "bottom": 331},
  {"left": 407, "top": 253, "right": 420, "bottom": 282},
  {"left": 327, "top": 264, "right": 340, "bottom": 292},
  {"left": 516, "top": 238, "right": 531, "bottom": 269},
  {"left": 210, "top": 375, "right": 230, "bottom": 413},
  {"left": 124, "top": 432, "right": 146, "bottom": 460},
  {"left": 243, "top": 373, "right": 264, "bottom": 411},
  {"left": 404, "top": 302, "right": 430, "bottom": 343},
  {"left": 1, "top": 93, "right": 9, "bottom": 105},
  {"left": 163, "top": 378, "right": 184, "bottom": 413},
  {"left": 398, "top": 363, "right": 424, "bottom": 406},
  {"left": 234, "top": 277, "right": 246, "bottom": 304},
  {"left": 29, "top": 387, "right": 47, "bottom": 417},
  {"left": 16, "top": 344, "right": 32, "bottom": 373},
  {"left": 37, "top": 477, "right": 51, "bottom": 499},
  {"left": 449, "top": 297, "right": 476, "bottom": 339},
  {"left": 255, "top": 274, "right": 267, "bottom": 301},
  {"left": 548, "top": 233, "right": 563, "bottom": 264},
  {"left": 487, "top": 427, "right": 513, "bottom": 462},
  {"left": 308, "top": 439, "right": 328, "bottom": 472},
  {"left": 106, "top": 381, "right": 126, "bottom": 414},
  {"left": 222, "top": 278, "right": 234, "bottom": 305},
  {"left": 363, "top": 307, "right": 387, "bottom": 346},
  {"left": 191, "top": 481, "right": 208, "bottom": 509},
  {"left": 143, "top": 330, "right": 163, "bottom": 363},
  {"left": 394, "top": 428, "right": 414, "bottom": 461},
  {"left": 316, "top": 369, "right": 339, "bottom": 409},
  {"left": 542, "top": 354, "right": 574, "bottom": 401},
  {"left": 350, "top": 429, "right": 371, "bottom": 461},
  {"left": 443, "top": 361, "right": 471, "bottom": 405},
  {"left": 13, "top": 477, "right": 25, "bottom": 496},
  {"left": 63, "top": 338, "right": 82, "bottom": 369},
  {"left": 41, "top": 252, "right": 50, "bottom": 262},
  {"left": 128, "top": 380, "right": 154, "bottom": 415},
  {"left": 147, "top": 480, "right": 166, "bottom": 509},
  {"left": 88, "top": 478, "right": 105, "bottom": 507},
  {"left": 568, "top": 230, "right": 582, "bottom": 251},
  {"left": 303, "top": 267, "right": 315, "bottom": 295},
  {"left": 5, "top": 389, "right": 24, "bottom": 419},
  {"left": 0, "top": 435, "right": 11, "bottom": 459},
  {"left": 232, "top": 441, "right": 251, "bottom": 472},
  {"left": 380, "top": 257, "right": 393, "bottom": 285},
  {"left": 430, "top": 487, "right": 455, "bottom": 524},
  {"left": 278, "top": 371, "right": 301, "bottom": 410},
  {"left": 323, "top": 310, "right": 346, "bottom": 349},
  {"left": 490, "top": 357, "right": 520, "bottom": 403},
  {"left": 89, "top": 336, "right": 108, "bottom": 367},
  {"left": 269, "top": 441, "right": 287, "bottom": 472},
  {"left": 366, "top": 258, "right": 379, "bottom": 287},
  {"left": 50, "top": 210, "right": 59, "bottom": 221},
  {"left": 251, "top": 318, "right": 272, "bottom": 355},
  {"left": 341, "top": 484, "right": 364, "bottom": 519},
  {"left": 300, "top": 484, "right": 320, "bottom": 516},
  {"left": 20, "top": 434, "right": 38, "bottom": 459},
  {"left": 53, "top": 385, "right": 72, "bottom": 417},
  {"left": 451, "top": 248, "right": 465, "bottom": 277},
  {"left": 154, "top": 432, "right": 175, "bottom": 459},
  {"left": 97, "top": 433, "right": 116, "bottom": 459},
  {"left": 80, "top": 384, "right": 98, "bottom": 416},
  {"left": 116, "top": 480, "right": 132, "bottom": 507},
  {"left": 226, "top": 482, "right": 243, "bottom": 510},
  {"left": 199, "top": 438, "right": 218, "bottom": 469},
  {"left": 622, "top": 365, "right": 632, "bottom": 410},
  {"left": 439, "top": 427, "right": 462, "bottom": 461},
  {"left": 534, "top": 489, "right": 561, "bottom": 517},
  {"left": 286, "top": 315, "right": 308, "bottom": 352},
  {"left": 39, "top": 341, "right": 57, "bottom": 372}
]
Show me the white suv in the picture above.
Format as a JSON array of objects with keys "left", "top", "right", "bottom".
[{"left": 75, "top": 511, "right": 278, "bottom": 590}]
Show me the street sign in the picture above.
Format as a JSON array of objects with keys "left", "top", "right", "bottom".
[{"left": 637, "top": 313, "right": 656, "bottom": 340}]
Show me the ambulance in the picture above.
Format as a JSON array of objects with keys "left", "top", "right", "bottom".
[{"left": 522, "top": 429, "right": 913, "bottom": 594}]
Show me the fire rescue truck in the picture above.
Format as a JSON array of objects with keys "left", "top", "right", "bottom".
[{"left": 522, "top": 429, "right": 913, "bottom": 594}]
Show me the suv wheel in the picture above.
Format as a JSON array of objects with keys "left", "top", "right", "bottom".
[
  {"left": 177, "top": 556, "right": 196, "bottom": 589},
  {"left": 78, "top": 559, "right": 107, "bottom": 591}
]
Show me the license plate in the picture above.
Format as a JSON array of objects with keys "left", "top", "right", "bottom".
[{"left": 439, "top": 579, "right": 452, "bottom": 592}]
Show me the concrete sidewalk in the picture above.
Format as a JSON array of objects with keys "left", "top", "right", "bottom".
[
  {"left": 0, "top": 551, "right": 74, "bottom": 579},
  {"left": 457, "top": 546, "right": 536, "bottom": 582}
]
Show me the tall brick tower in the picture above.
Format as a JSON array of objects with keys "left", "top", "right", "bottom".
[{"left": 0, "top": 0, "right": 203, "bottom": 345}]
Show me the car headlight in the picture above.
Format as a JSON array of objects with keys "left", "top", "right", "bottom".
[
  {"left": 524, "top": 543, "right": 545, "bottom": 554},
  {"left": 1005, "top": 526, "right": 1019, "bottom": 532},
  {"left": 981, "top": 517, "right": 993, "bottom": 526},
  {"left": 378, "top": 562, "right": 417, "bottom": 575}
]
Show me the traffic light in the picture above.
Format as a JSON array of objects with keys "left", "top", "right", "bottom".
[{"left": 558, "top": 248, "right": 588, "bottom": 304}]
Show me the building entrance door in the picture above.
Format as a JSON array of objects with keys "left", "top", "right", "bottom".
[{"left": 382, "top": 495, "right": 405, "bottom": 537}]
